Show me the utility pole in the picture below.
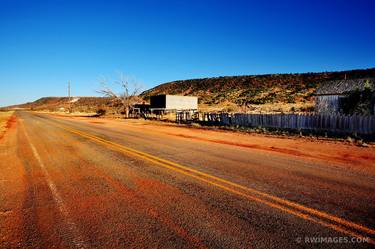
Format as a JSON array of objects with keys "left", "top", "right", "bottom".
[
  {"left": 68, "top": 81, "right": 71, "bottom": 100},
  {"left": 68, "top": 81, "right": 72, "bottom": 113}
]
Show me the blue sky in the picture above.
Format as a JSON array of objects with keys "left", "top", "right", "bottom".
[{"left": 1, "top": 0, "right": 374, "bottom": 106}]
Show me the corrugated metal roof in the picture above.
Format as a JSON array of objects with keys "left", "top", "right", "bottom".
[{"left": 316, "top": 78, "right": 375, "bottom": 95}]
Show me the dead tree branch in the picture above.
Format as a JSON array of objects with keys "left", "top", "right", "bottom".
[{"left": 97, "top": 73, "right": 143, "bottom": 117}]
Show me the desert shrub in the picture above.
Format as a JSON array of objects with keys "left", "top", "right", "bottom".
[
  {"left": 342, "top": 88, "right": 374, "bottom": 115},
  {"left": 247, "top": 99, "right": 265, "bottom": 105},
  {"left": 262, "top": 92, "right": 277, "bottom": 103},
  {"left": 223, "top": 106, "right": 237, "bottom": 112},
  {"left": 96, "top": 109, "right": 106, "bottom": 116},
  {"left": 299, "top": 106, "right": 315, "bottom": 112},
  {"left": 286, "top": 95, "right": 296, "bottom": 103}
]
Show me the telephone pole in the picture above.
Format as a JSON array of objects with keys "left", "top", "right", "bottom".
[
  {"left": 68, "top": 81, "right": 72, "bottom": 113},
  {"left": 68, "top": 81, "right": 71, "bottom": 100}
]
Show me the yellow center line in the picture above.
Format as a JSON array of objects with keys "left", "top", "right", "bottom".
[{"left": 42, "top": 116, "right": 374, "bottom": 244}]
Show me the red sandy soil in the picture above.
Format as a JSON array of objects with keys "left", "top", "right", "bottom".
[{"left": 0, "top": 115, "right": 17, "bottom": 140}]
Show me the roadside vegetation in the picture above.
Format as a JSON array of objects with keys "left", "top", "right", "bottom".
[
  {"left": 0, "top": 111, "right": 14, "bottom": 135},
  {"left": 342, "top": 81, "right": 375, "bottom": 115}
]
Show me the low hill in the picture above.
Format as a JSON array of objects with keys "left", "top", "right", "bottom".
[
  {"left": 5, "top": 97, "right": 112, "bottom": 113},
  {"left": 141, "top": 68, "right": 375, "bottom": 112},
  {"left": 3, "top": 68, "right": 375, "bottom": 114}
]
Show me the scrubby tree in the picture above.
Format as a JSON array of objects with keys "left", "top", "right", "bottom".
[{"left": 98, "top": 73, "right": 143, "bottom": 118}]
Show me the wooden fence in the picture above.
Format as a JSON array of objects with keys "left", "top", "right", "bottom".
[{"left": 177, "top": 112, "right": 375, "bottom": 135}]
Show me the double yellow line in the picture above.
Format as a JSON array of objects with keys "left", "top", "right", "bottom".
[{"left": 45, "top": 116, "right": 374, "bottom": 244}]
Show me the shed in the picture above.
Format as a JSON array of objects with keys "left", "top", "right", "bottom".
[
  {"left": 150, "top": 95, "right": 198, "bottom": 111},
  {"left": 133, "top": 103, "right": 151, "bottom": 113},
  {"left": 315, "top": 78, "right": 374, "bottom": 113}
]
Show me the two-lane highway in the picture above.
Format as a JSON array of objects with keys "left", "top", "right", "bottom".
[{"left": 1, "top": 111, "right": 374, "bottom": 248}]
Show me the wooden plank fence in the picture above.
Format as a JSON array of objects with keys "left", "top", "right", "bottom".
[{"left": 177, "top": 112, "right": 375, "bottom": 135}]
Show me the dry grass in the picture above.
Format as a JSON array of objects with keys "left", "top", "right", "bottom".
[
  {"left": 199, "top": 101, "right": 314, "bottom": 113},
  {"left": 0, "top": 111, "right": 14, "bottom": 133}
]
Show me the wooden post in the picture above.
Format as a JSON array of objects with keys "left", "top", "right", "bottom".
[{"left": 68, "top": 81, "right": 72, "bottom": 113}]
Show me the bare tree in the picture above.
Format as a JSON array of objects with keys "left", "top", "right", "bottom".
[{"left": 98, "top": 73, "right": 143, "bottom": 118}]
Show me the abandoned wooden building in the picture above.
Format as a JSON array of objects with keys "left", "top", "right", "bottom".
[{"left": 315, "top": 78, "right": 375, "bottom": 114}]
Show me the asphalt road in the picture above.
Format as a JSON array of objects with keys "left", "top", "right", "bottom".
[{"left": 1, "top": 111, "right": 374, "bottom": 248}]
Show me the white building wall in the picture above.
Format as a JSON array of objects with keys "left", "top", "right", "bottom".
[{"left": 165, "top": 95, "right": 198, "bottom": 110}]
